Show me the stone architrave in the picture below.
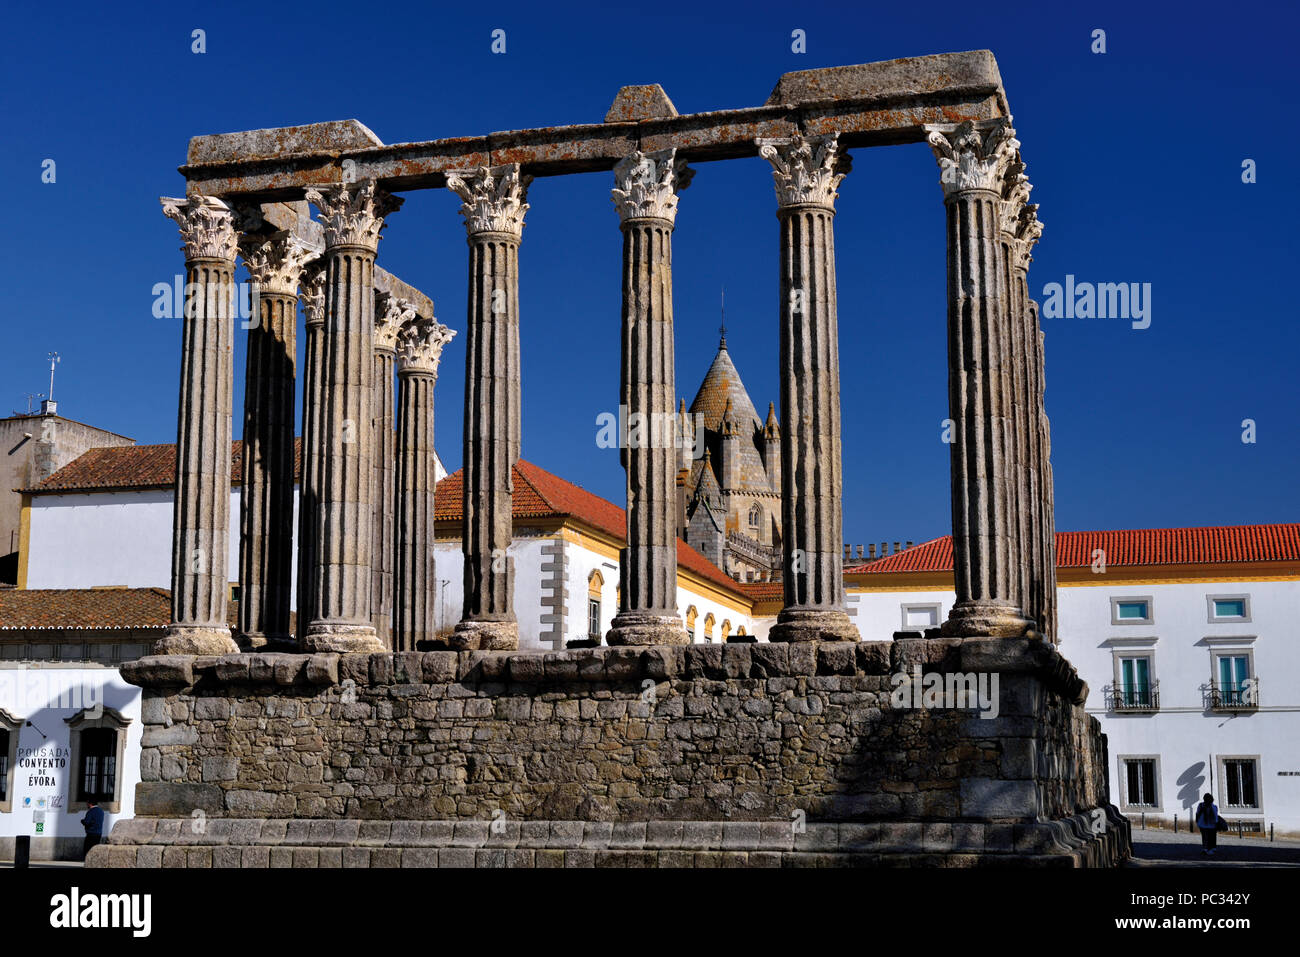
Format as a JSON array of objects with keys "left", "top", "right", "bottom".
[
  {"left": 445, "top": 164, "right": 530, "bottom": 651},
  {"left": 606, "top": 149, "right": 693, "bottom": 646},
  {"left": 393, "top": 316, "right": 456, "bottom": 651},
  {"left": 296, "top": 265, "right": 326, "bottom": 646},
  {"left": 372, "top": 292, "right": 412, "bottom": 647},
  {"left": 926, "top": 119, "right": 1034, "bottom": 638},
  {"left": 301, "top": 180, "right": 403, "bottom": 653},
  {"left": 756, "top": 133, "right": 859, "bottom": 643},
  {"left": 235, "top": 223, "right": 316, "bottom": 649},
  {"left": 156, "top": 195, "right": 241, "bottom": 656}
]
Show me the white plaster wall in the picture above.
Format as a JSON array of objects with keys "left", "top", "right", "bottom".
[{"left": 0, "top": 667, "right": 142, "bottom": 849}]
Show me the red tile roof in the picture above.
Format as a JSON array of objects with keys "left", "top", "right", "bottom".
[
  {"left": 847, "top": 524, "right": 1300, "bottom": 574},
  {"left": 737, "top": 581, "right": 784, "bottom": 601},
  {"left": 435, "top": 460, "right": 745, "bottom": 597},
  {"left": 0, "top": 588, "right": 171, "bottom": 631},
  {"left": 24, "top": 439, "right": 303, "bottom": 493}
]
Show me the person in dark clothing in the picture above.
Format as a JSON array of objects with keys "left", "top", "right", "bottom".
[
  {"left": 1195, "top": 793, "right": 1219, "bottom": 855},
  {"left": 81, "top": 799, "right": 105, "bottom": 859}
]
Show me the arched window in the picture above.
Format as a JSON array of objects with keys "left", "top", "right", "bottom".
[
  {"left": 685, "top": 605, "right": 698, "bottom": 632},
  {"left": 703, "top": 613, "right": 715, "bottom": 641},
  {"left": 720, "top": 619, "right": 732, "bottom": 640},
  {"left": 749, "top": 504, "right": 762, "bottom": 528},
  {"left": 737, "top": 625, "right": 747, "bottom": 636},
  {"left": 587, "top": 570, "right": 604, "bottom": 639}
]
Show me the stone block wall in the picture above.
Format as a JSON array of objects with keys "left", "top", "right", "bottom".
[{"left": 93, "top": 637, "right": 1130, "bottom": 865}]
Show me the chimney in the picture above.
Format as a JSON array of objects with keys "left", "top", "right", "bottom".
[
  {"left": 40, "top": 399, "right": 57, "bottom": 416},
  {"left": 906, "top": 540, "right": 913, "bottom": 550},
  {"left": 868, "top": 544, "right": 876, "bottom": 559},
  {"left": 894, "top": 541, "right": 901, "bottom": 554}
]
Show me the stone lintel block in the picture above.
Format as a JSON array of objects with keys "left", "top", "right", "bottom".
[
  {"left": 458, "top": 651, "right": 509, "bottom": 683},
  {"left": 642, "top": 646, "right": 684, "bottom": 679},
  {"left": 542, "top": 652, "right": 581, "bottom": 681},
  {"left": 507, "top": 653, "right": 546, "bottom": 682},
  {"left": 274, "top": 656, "right": 307, "bottom": 686},
  {"left": 121, "top": 655, "right": 195, "bottom": 689},
  {"left": 787, "top": 643, "right": 817, "bottom": 676},
  {"left": 748, "top": 642, "right": 788, "bottom": 677},
  {"left": 188, "top": 119, "right": 385, "bottom": 166},
  {"left": 603, "top": 647, "right": 642, "bottom": 680},
  {"left": 766, "top": 50, "right": 1003, "bottom": 107},
  {"left": 721, "top": 644, "right": 751, "bottom": 678},
  {"left": 305, "top": 653, "right": 340, "bottom": 685},
  {"left": 107, "top": 818, "right": 158, "bottom": 845},
  {"left": 392, "top": 652, "right": 424, "bottom": 684},
  {"left": 605, "top": 84, "right": 679, "bottom": 123},
  {"left": 959, "top": 778, "right": 1039, "bottom": 819},
  {"left": 135, "top": 782, "right": 223, "bottom": 817},
  {"left": 422, "top": 652, "right": 459, "bottom": 683},
  {"left": 338, "top": 653, "right": 371, "bottom": 686},
  {"left": 683, "top": 645, "right": 725, "bottom": 679}
]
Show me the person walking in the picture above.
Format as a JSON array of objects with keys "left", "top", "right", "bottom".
[
  {"left": 1195, "top": 793, "right": 1220, "bottom": 855},
  {"left": 81, "top": 799, "right": 105, "bottom": 859}
]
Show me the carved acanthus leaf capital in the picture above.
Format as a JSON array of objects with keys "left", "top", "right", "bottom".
[
  {"left": 161, "top": 195, "right": 239, "bottom": 262},
  {"left": 239, "top": 229, "right": 318, "bottom": 296},
  {"left": 305, "top": 180, "right": 403, "bottom": 251},
  {"left": 445, "top": 164, "right": 531, "bottom": 238},
  {"left": 300, "top": 266, "right": 327, "bottom": 328},
  {"left": 999, "top": 156, "right": 1032, "bottom": 236},
  {"left": 1011, "top": 204, "right": 1044, "bottom": 272},
  {"left": 611, "top": 149, "right": 693, "bottom": 223},
  {"left": 925, "top": 119, "right": 1020, "bottom": 198},
  {"left": 375, "top": 293, "right": 418, "bottom": 353},
  {"left": 397, "top": 316, "right": 457, "bottom": 376},
  {"left": 756, "top": 133, "right": 850, "bottom": 209}
]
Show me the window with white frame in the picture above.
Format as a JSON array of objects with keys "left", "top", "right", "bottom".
[
  {"left": 900, "top": 603, "right": 941, "bottom": 630},
  {"left": 1118, "top": 655, "right": 1155, "bottom": 708},
  {"left": 65, "top": 706, "right": 132, "bottom": 814},
  {"left": 0, "top": 708, "right": 21, "bottom": 813},
  {"left": 1110, "top": 596, "right": 1153, "bottom": 625},
  {"left": 1221, "top": 757, "right": 1261, "bottom": 810},
  {"left": 1214, "top": 652, "right": 1255, "bottom": 705},
  {"left": 1121, "top": 757, "right": 1160, "bottom": 808},
  {"left": 1207, "top": 594, "right": 1251, "bottom": 623}
]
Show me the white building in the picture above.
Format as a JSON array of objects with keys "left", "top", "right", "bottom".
[{"left": 820, "top": 525, "right": 1300, "bottom": 837}]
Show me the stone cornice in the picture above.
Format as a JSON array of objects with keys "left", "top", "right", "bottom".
[
  {"left": 305, "top": 180, "right": 403, "bottom": 251},
  {"left": 238, "top": 229, "right": 318, "bottom": 297},
  {"left": 611, "top": 148, "right": 693, "bottom": 224},
  {"left": 756, "top": 133, "right": 850, "bottom": 209},
  {"left": 445, "top": 164, "right": 531, "bottom": 239},
  {"left": 160, "top": 195, "right": 238, "bottom": 262},
  {"left": 375, "top": 293, "right": 416, "bottom": 354},
  {"left": 925, "top": 118, "right": 1019, "bottom": 198},
  {"left": 397, "top": 316, "right": 456, "bottom": 376}
]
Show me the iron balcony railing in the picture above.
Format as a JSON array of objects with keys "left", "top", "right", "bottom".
[
  {"left": 1208, "top": 679, "right": 1260, "bottom": 712},
  {"left": 1103, "top": 681, "right": 1160, "bottom": 713}
]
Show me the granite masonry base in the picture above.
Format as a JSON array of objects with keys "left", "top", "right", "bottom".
[
  {"left": 448, "top": 619, "right": 519, "bottom": 651},
  {"left": 768, "top": 608, "right": 861, "bottom": 643},
  {"left": 605, "top": 612, "right": 691, "bottom": 647},
  {"left": 89, "top": 637, "right": 1131, "bottom": 868}
]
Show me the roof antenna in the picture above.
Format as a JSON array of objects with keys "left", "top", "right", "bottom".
[
  {"left": 47, "top": 352, "right": 60, "bottom": 401},
  {"left": 719, "top": 287, "right": 726, "bottom": 349}
]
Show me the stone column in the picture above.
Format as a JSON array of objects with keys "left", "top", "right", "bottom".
[
  {"left": 296, "top": 266, "right": 326, "bottom": 646},
  {"left": 445, "top": 164, "right": 530, "bottom": 651},
  {"left": 235, "top": 225, "right": 315, "bottom": 649},
  {"left": 157, "top": 196, "right": 241, "bottom": 656},
  {"left": 372, "top": 293, "right": 410, "bottom": 647},
  {"left": 607, "top": 149, "right": 692, "bottom": 646},
  {"left": 757, "top": 133, "right": 859, "bottom": 643},
  {"left": 393, "top": 316, "right": 456, "bottom": 651},
  {"left": 926, "top": 119, "right": 1034, "bottom": 638},
  {"left": 301, "top": 180, "right": 403, "bottom": 653},
  {"left": 1036, "top": 311, "right": 1060, "bottom": 643}
]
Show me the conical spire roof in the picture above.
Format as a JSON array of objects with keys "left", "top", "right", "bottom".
[{"left": 688, "top": 338, "right": 762, "bottom": 434}]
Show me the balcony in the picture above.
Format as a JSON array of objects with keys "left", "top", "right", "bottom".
[
  {"left": 1103, "top": 681, "right": 1160, "bottom": 713},
  {"left": 1208, "top": 680, "right": 1259, "bottom": 713}
]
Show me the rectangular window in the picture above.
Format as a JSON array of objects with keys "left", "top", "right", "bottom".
[
  {"left": 0, "top": 729, "right": 8, "bottom": 803},
  {"left": 1116, "top": 601, "right": 1149, "bottom": 620},
  {"left": 902, "top": 604, "right": 940, "bottom": 629},
  {"left": 1213, "top": 599, "right": 1246, "bottom": 618},
  {"left": 1119, "top": 657, "right": 1153, "bottom": 708},
  {"left": 588, "top": 599, "right": 601, "bottom": 638},
  {"left": 1217, "top": 655, "right": 1251, "bottom": 705},
  {"left": 77, "top": 728, "right": 117, "bottom": 803},
  {"left": 1224, "top": 759, "right": 1259, "bottom": 809},
  {"left": 1124, "top": 759, "right": 1158, "bottom": 807}
]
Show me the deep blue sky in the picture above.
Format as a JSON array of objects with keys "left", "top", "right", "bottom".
[{"left": 3, "top": 0, "right": 1296, "bottom": 545}]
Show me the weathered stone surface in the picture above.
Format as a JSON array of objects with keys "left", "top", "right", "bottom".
[
  {"left": 122, "top": 655, "right": 195, "bottom": 688},
  {"left": 134, "top": 783, "right": 223, "bottom": 817},
  {"left": 605, "top": 84, "right": 679, "bottom": 123}
]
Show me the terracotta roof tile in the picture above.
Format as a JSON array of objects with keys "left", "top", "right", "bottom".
[
  {"left": 846, "top": 524, "right": 1300, "bottom": 574},
  {"left": 25, "top": 439, "right": 303, "bottom": 493},
  {"left": 435, "top": 460, "right": 744, "bottom": 596},
  {"left": 0, "top": 588, "right": 171, "bottom": 630}
]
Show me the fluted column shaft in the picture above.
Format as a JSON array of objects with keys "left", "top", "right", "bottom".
[
  {"left": 393, "top": 318, "right": 455, "bottom": 651},
  {"left": 297, "top": 269, "right": 325, "bottom": 646},
  {"left": 446, "top": 165, "right": 529, "bottom": 651},
  {"left": 302, "top": 181, "right": 401, "bottom": 653},
  {"left": 1036, "top": 315, "right": 1060, "bottom": 641},
  {"left": 607, "top": 150, "right": 690, "bottom": 646},
  {"left": 928, "top": 121, "right": 1033, "bottom": 637},
  {"left": 372, "top": 320, "right": 398, "bottom": 647},
  {"left": 238, "top": 290, "right": 298, "bottom": 647},
  {"left": 758, "top": 134, "right": 859, "bottom": 643},
  {"left": 157, "top": 196, "right": 240, "bottom": 656}
]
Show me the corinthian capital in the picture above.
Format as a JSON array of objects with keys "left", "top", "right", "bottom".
[
  {"left": 999, "top": 155, "right": 1032, "bottom": 237},
  {"left": 397, "top": 316, "right": 457, "bottom": 376},
  {"left": 611, "top": 149, "right": 693, "bottom": 224},
  {"left": 925, "top": 119, "right": 1020, "bottom": 198},
  {"left": 1011, "top": 204, "right": 1044, "bottom": 273},
  {"left": 300, "top": 266, "right": 326, "bottom": 328},
  {"left": 376, "top": 293, "right": 418, "bottom": 353},
  {"left": 756, "top": 133, "right": 850, "bottom": 209},
  {"left": 161, "top": 195, "right": 239, "bottom": 262},
  {"left": 305, "top": 180, "right": 404, "bottom": 251},
  {"left": 445, "top": 164, "right": 531, "bottom": 238},
  {"left": 238, "top": 229, "right": 318, "bottom": 297}
]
